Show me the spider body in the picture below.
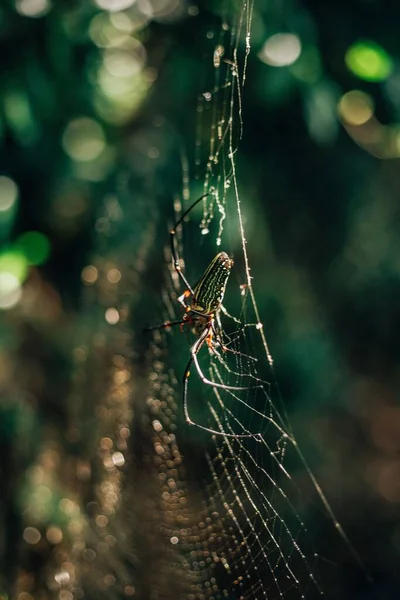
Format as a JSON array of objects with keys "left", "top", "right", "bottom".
[
  {"left": 147, "top": 194, "right": 260, "bottom": 439},
  {"left": 191, "top": 251, "right": 233, "bottom": 315}
]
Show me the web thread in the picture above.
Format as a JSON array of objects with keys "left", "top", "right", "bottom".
[{"left": 145, "top": 2, "right": 370, "bottom": 599}]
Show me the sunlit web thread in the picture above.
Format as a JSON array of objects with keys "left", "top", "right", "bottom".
[
  {"left": 211, "top": 328, "right": 371, "bottom": 592},
  {"left": 204, "top": 281, "right": 325, "bottom": 594},
  {"left": 200, "top": 48, "right": 238, "bottom": 241},
  {"left": 212, "top": 2, "right": 369, "bottom": 597},
  {"left": 156, "top": 1, "right": 371, "bottom": 598},
  {"left": 230, "top": 147, "right": 372, "bottom": 584},
  {"left": 199, "top": 188, "right": 216, "bottom": 236},
  {"left": 242, "top": 0, "right": 254, "bottom": 83},
  {"left": 207, "top": 25, "right": 225, "bottom": 170},
  {"left": 215, "top": 195, "right": 226, "bottom": 246},
  {"left": 227, "top": 456, "right": 301, "bottom": 595},
  {"left": 208, "top": 359, "right": 266, "bottom": 439},
  {"left": 206, "top": 451, "right": 269, "bottom": 599},
  {"left": 208, "top": 352, "right": 276, "bottom": 440},
  {"left": 226, "top": 33, "right": 374, "bottom": 599},
  {"left": 207, "top": 428, "right": 299, "bottom": 600},
  {"left": 209, "top": 360, "right": 290, "bottom": 450},
  {"left": 209, "top": 336, "right": 263, "bottom": 385},
  {"left": 220, "top": 32, "right": 329, "bottom": 590},
  {"left": 236, "top": 450, "right": 322, "bottom": 595},
  {"left": 208, "top": 395, "right": 255, "bottom": 441},
  {"left": 222, "top": 0, "right": 255, "bottom": 157},
  {"left": 207, "top": 402, "right": 323, "bottom": 597},
  {"left": 211, "top": 346, "right": 256, "bottom": 383},
  {"left": 202, "top": 17, "right": 242, "bottom": 194},
  {"left": 225, "top": 12, "right": 275, "bottom": 365}
]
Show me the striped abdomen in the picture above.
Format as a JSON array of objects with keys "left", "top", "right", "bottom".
[{"left": 191, "top": 252, "right": 233, "bottom": 315}]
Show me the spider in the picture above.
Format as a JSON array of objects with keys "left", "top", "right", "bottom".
[{"left": 147, "top": 194, "right": 262, "bottom": 439}]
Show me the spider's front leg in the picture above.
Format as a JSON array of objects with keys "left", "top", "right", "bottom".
[{"left": 178, "top": 289, "right": 191, "bottom": 310}]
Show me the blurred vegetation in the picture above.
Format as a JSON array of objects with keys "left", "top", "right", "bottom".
[{"left": 1, "top": 0, "right": 400, "bottom": 599}]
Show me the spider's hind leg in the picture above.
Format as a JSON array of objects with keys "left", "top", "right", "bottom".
[{"left": 182, "top": 353, "right": 258, "bottom": 440}]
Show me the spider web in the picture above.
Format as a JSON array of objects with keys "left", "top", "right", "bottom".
[{"left": 145, "top": 2, "right": 371, "bottom": 599}]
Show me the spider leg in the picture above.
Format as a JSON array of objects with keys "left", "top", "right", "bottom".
[
  {"left": 192, "top": 351, "right": 261, "bottom": 392},
  {"left": 181, "top": 327, "right": 259, "bottom": 439},
  {"left": 220, "top": 303, "right": 242, "bottom": 325},
  {"left": 182, "top": 354, "right": 257, "bottom": 439},
  {"left": 177, "top": 289, "right": 191, "bottom": 310},
  {"left": 143, "top": 319, "right": 185, "bottom": 333},
  {"left": 215, "top": 311, "right": 251, "bottom": 351},
  {"left": 189, "top": 326, "right": 262, "bottom": 392},
  {"left": 170, "top": 193, "right": 209, "bottom": 295}
]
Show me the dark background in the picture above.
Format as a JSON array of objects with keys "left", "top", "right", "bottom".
[{"left": 1, "top": 0, "right": 400, "bottom": 598}]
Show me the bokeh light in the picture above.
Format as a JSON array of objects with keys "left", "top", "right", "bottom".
[
  {"left": 16, "top": 231, "right": 51, "bottom": 266},
  {"left": 62, "top": 118, "right": 106, "bottom": 163},
  {"left": 46, "top": 525, "right": 63, "bottom": 544},
  {"left": 112, "top": 451, "right": 125, "bottom": 466},
  {"left": 94, "top": 39, "right": 148, "bottom": 124},
  {"left": 0, "top": 249, "right": 29, "bottom": 283},
  {"left": 3, "top": 90, "right": 38, "bottom": 146},
  {"left": 82, "top": 265, "right": 99, "bottom": 285},
  {"left": 94, "top": 0, "right": 136, "bottom": 11},
  {"left": 15, "top": 0, "right": 51, "bottom": 18},
  {"left": 0, "top": 272, "right": 22, "bottom": 310},
  {"left": 23, "top": 527, "right": 41, "bottom": 544},
  {"left": 259, "top": 33, "right": 301, "bottom": 67},
  {"left": 337, "top": 88, "right": 400, "bottom": 158},
  {"left": 54, "top": 571, "right": 71, "bottom": 585},
  {"left": 109, "top": 11, "right": 135, "bottom": 32},
  {"left": 337, "top": 90, "right": 375, "bottom": 126},
  {"left": 345, "top": 40, "right": 393, "bottom": 82},
  {"left": 89, "top": 12, "right": 141, "bottom": 48},
  {"left": 107, "top": 268, "right": 121, "bottom": 283},
  {"left": 105, "top": 307, "right": 119, "bottom": 324},
  {"left": 87, "top": 9, "right": 151, "bottom": 125},
  {"left": 103, "top": 48, "right": 143, "bottom": 78},
  {"left": 0, "top": 176, "right": 19, "bottom": 212},
  {"left": 0, "top": 248, "right": 27, "bottom": 308}
]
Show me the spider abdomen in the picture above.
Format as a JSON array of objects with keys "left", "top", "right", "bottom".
[{"left": 191, "top": 251, "right": 233, "bottom": 315}]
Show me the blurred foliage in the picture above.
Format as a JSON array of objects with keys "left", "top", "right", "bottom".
[{"left": 1, "top": 0, "right": 400, "bottom": 599}]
